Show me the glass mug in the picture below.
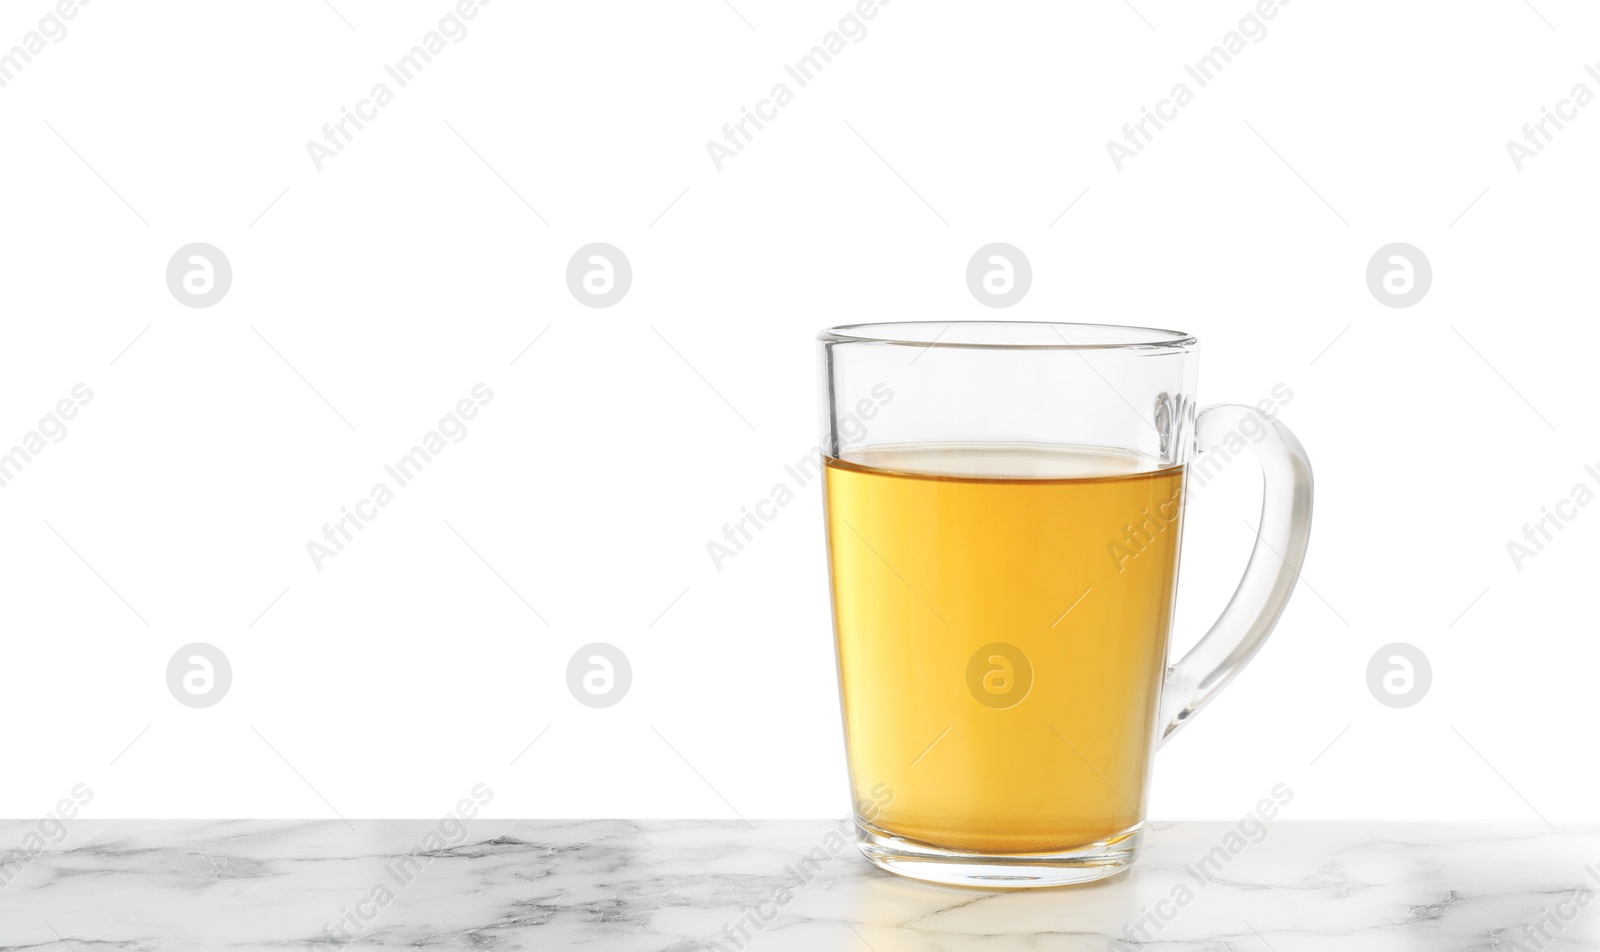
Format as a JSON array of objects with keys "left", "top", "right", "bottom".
[{"left": 818, "top": 321, "right": 1312, "bottom": 887}]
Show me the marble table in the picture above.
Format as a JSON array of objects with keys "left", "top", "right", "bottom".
[{"left": 3, "top": 819, "right": 1598, "bottom": 950}]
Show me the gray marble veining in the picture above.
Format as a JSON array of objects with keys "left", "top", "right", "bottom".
[{"left": 2, "top": 820, "right": 1598, "bottom": 950}]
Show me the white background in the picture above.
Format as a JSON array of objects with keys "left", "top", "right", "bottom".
[{"left": 0, "top": 0, "right": 1595, "bottom": 824}]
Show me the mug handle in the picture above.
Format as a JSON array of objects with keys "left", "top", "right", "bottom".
[{"left": 1158, "top": 403, "right": 1314, "bottom": 745}]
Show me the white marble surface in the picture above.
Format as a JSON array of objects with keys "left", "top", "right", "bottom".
[{"left": 2, "top": 819, "right": 1599, "bottom": 950}]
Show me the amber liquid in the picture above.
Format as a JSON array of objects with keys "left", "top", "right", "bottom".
[{"left": 825, "top": 443, "right": 1185, "bottom": 854}]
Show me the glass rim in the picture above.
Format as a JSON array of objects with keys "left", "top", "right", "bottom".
[{"left": 817, "top": 320, "right": 1198, "bottom": 351}]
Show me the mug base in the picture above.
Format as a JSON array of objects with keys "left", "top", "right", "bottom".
[{"left": 854, "top": 820, "right": 1140, "bottom": 889}]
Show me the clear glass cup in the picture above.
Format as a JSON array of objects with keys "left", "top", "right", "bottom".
[{"left": 818, "top": 321, "right": 1313, "bottom": 888}]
